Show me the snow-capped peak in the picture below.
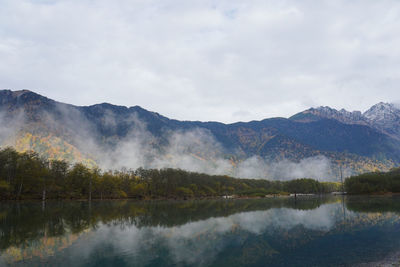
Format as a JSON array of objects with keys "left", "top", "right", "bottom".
[
  {"left": 292, "top": 102, "right": 400, "bottom": 139},
  {"left": 363, "top": 102, "right": 400, "bottom": 123}
]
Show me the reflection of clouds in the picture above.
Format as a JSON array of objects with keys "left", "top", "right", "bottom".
[
  {"left": 0, "top": 257, "right": 6, "bottom": 266},
  {"left": 63, "top": 203, "right": 345, "bottom": 266},
  {"left": 241, "top": 205, "right": 338, "bottom": 233},
  {"left": 4, "top": 201, "right": 400, "bottom": 266}
]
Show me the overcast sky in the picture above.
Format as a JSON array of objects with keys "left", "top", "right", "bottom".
[{"left": 1, "top": 0, "right": 400, "bottom": 122}]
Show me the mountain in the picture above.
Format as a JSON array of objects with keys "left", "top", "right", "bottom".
[
  {"left": 291, "top": 103, "right": 400, "bottom": 140},
  {"left": 290, "top": 106, "right": 369, "bottom": 125},
  {"left": 0, "top": 89, "right": 399, "bottom": 178},
  {"left": 364, "top": 102, "right": 400, "bottom": 138}
]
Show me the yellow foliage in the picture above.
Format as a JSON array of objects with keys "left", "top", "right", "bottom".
[{"left": 12, "top": 132, "right": 97, "bottom": 168}]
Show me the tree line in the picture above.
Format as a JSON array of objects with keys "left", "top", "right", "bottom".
[
  {"left": 0, "top": 147, "right": 341, "bottom": 200},
  {"left": 345, "top": 168, "right": 400, "bottom": 194}
]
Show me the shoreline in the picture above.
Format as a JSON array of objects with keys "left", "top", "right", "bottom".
[
  {"left": 0, "top": 193, "right": 346, "bottom": 202},
  {"left": 4, "top": 193, "right": 400, "bottom": 202}
]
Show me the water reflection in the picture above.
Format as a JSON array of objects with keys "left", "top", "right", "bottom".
[{"left": 1, "top": 196, "right": 400, "bottom": 266}]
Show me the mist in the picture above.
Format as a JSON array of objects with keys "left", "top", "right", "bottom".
[
  {"left": 0, "top": 103, "right": 341, "bottom": 181},
  {"left": 233, "top": 155, "right": 335, "bottom": 181},
  {"left": 86, "top": 111, "right": 338, "bottom": 181}
]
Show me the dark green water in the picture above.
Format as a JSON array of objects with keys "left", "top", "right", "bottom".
[{"left": 1, "top": 196, "right": 400, "bottom": 266}]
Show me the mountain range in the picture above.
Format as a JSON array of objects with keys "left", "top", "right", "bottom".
[{"left": 0, "top": 89, "right": 399, "bottom": 179}]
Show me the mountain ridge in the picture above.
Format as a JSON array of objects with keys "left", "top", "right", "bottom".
[
  {"left": 291, "top": 103, "right": 400, "bottom": 140},
  {"left": 5, "top": 89, "right": 399, "bottom": 128},
  {"left": 0, "top": 89, "right": 399, "bottom": 178}
]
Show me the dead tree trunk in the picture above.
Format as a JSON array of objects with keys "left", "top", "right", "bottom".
[
  {"left": 17, "top": 181, "right": 23, "bottom": 199},
  {"left": 89, "top": 176, "right": 92, "bottom": 201}
]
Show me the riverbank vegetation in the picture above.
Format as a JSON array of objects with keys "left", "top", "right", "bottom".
[
  {"left": 0, "top": 147, "right": 341, "bottom": 200},
  {"left": 345, "top": 168, "right": 400, "bottom": 194}
]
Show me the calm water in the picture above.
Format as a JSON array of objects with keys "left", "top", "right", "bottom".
[{"left": 1, "top": 196, "right": 400, "bottom": 266}]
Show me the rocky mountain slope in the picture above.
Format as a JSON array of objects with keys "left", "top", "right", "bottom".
[{"left": 291, "top": 102, "right": 400, "bottom": 140}]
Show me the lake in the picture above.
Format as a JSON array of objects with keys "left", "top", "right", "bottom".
[{"left": 1, "top": 196, "right": 400, "bottom": 266}]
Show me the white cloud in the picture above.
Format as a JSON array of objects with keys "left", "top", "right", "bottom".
[{"left": 1, "top": 0, "right": 400, "bottom": 122}]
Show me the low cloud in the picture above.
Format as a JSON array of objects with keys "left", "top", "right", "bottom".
[
  {"left": 0, "top": 102, "right": 341, "bottom": 181},
  {"left": 234, "top": 155, "right": 334, "bottom": 180},
  {"left": 89, "top": 113, "right": 338, "bottom": 180}
]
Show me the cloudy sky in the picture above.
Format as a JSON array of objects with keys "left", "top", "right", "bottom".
[{"left": 1, "top": 0, "right": 400, "bottom": 122}]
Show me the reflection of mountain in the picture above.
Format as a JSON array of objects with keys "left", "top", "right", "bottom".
[
  {"left": 1, "top": 90, "right": 400, "bottom": 175},
  {"left": 3, "top": 197, "right": 400, "bottom": 266},
  {"left": 2, "top": 231, "right": 89, "bottom": 265}
]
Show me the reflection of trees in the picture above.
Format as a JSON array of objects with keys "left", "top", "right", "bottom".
[
  {"left": 0, "top": 197, "right": 338, "bottom": 251},
  {"left": 2, "top": 197, "right": 400, "bottom": 266},
  {"left": 345, "top": 196, "right": 400, "bottom": 213},
  {"left": 0, "top": 201, "right": 92, "bottom": 250}
]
